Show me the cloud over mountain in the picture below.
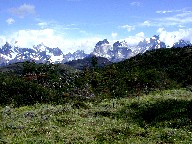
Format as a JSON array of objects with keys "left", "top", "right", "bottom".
[
  {"left": 1, "top": 34, "right": 191, "bottom": 66},
  {"left": 0, "top": 28, "right": 102, "bottom": 54},
  {"left": 157, "top": 28, "right": 192, "bottom": 47}
]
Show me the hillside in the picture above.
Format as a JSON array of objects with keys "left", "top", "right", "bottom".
[
  {"left": 0, "top": 61, "right": 86, "bottom": 106},
  {"left": 1, "top": 46, "right": 192, "bottom": 106},
  {"left": 80, "top": 46, "right": 192, "bottom": 98}
]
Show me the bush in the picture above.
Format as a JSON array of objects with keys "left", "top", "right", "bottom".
[{"left": 0, "top": 73, "right": 57, "bottom": 106}]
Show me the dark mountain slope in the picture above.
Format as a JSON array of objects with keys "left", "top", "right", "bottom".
[
  {"left": 0, "top": 61, "right": 78, "bottom": 75},
  {"left": 65, "top": 56, "right": 112, "bottom": 70},
  {"left": 116, "top": 46, "right": 192, "bottom": 85}
]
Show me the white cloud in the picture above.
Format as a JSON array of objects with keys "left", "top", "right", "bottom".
[
  {"left": 135, "top": 8, "right": 192, "bottom": 28},
  {"left": 6, "top": 18, "right": 15, "bottom": 25},
  {"left": 178, "top": 25, "right": 185, "bottom": 28},
  {"left": 9, "top": 4, "right": 35, "bottom": 18},
  {"left": 155, "top": 8, "right": 192, "bottom": 26},
  {"left": 37, "top": 22, "right": 48, "bottom": 29},
  {"left": 130, "top": 2, "right": 141, "bottom": 7},
  {"left": 122, "top": 32, "right": 145, "bottom": 46},
  {"left": 164, "top": 15, "right": 192, "bottom": 24},
  {"left": 141, "top": 20, "right": 151, "bottom": 26},
  {"left": 135, "top": 32, "right": 145, "bottom": 37},
  {"left": 156, "top": 28, "right": 165, "bottom": 33},
  {"left": 156, "top": 10, "right": 173, "bottom": 14},
  {"left": 111, "top": 32, "right": 118, "bottom": 39},
  {"left": 70, "top": 37, "right": 102, "bottom": 53},
  {"left": 157, "top": 28, "right": 192, "bottom": 47},
  {"left": 38, "top": 22, "right": 48, "bottom": 26},
  {"left": 0, "top": 36, "right": 6, "bottom": 46},
  {"left": 156, "top": 9, "right": 191, "bottom": 15},
  {"left": 175, "top": 10, "right": 192, "bottom": 17},
  {"left": 120, "top": 25, "right": 135, "bottom": 32},
  {"left": 0, "top": 28, "right": 102, "bottom": 54}
]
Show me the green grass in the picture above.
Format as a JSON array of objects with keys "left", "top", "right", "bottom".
[{"left": 1, "top": 89, "right": 192, "bottom": 143}]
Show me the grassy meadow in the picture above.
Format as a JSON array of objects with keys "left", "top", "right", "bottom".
[{"left": 1, "top": 89, "right": 192, "bottom": 143}]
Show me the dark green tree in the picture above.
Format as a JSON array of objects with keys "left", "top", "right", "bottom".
[{"left": 91, "top": 56, "right": 98, "bottom": 68}]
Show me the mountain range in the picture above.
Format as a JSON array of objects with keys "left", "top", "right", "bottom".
[{"left": 0, "top": 35, "right": 191, "bottom": 66}]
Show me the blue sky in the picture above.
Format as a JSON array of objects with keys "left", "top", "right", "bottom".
[{"left": 0, "top": 0, "right": 192, "bottom": 53}]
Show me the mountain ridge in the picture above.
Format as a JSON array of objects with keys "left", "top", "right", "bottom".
[{"left": 0, "top": 35, "right": 191, "bottom": 66}]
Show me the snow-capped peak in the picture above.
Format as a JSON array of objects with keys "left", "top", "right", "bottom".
[
  {"left": 173, "top": 39, "right": 192, "bottom": 48},
  {"left": 33, "top": 43, "right": 47, "bottom": 52},
  {"left": 0, "top": 36, "right": 192, "bottom": 66}
]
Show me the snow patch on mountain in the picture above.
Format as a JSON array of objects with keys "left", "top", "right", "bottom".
[{"left": 0, "top": 35, "right": 191, "bottom": 66}]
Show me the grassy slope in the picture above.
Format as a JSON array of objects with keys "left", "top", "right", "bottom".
[{"left": 1, "top": 89, "right": 192, "bottom": 143}]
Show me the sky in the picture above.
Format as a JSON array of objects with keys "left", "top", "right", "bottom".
[{"left": 0, "top": 0, "right": 192, "bottom": 54}]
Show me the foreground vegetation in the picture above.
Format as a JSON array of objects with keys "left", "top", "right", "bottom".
[
  {"left": 1, "top": 46, "right": 192, "bottom": 106},
  {"left": 1, "top": 89, "right": 192, "bottom": 143},
  {"left": 1, "top": 46, "right": 192, "bottom": 143}
]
